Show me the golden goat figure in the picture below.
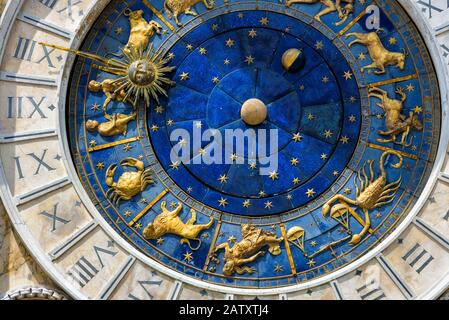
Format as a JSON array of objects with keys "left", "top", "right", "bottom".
[{"left": 164, "top": 0, "right": 214, "bottom": 26}]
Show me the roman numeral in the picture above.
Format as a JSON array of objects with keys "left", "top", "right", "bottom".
[
  {"left": 127, "top": 280, "right": 163, "bottom": 300},
  {"left": 7, "top": 96, "right": 49, "bottom": 119},
  {"left": 416, "top": 0, "right": 449, "bottom": 18},
  {"left": 67, "top": 244, "right": 118, "bottom": 287},
  {"left": 67, "top": 256, "right": 99, "bottom": 287},
  {"left": 402, "top": 243, "right": 434, "bottom": 274},
  {"left": 39, "top": 202, "right": 71, "bottom": 232},
  {"left": 356, "top": 280, "right": 386, "bottom": 300},
  {"left": 13, "top": 38, "right": 56, "bottom": 68},
  {"left": 14, "top": 149, "right": 56, "bottom": 179},
  {"left": 39, "top": 0, "right": 59, "bottom": 8}
]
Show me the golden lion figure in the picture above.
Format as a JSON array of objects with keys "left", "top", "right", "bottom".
[
  {"left": 286, "top": 0, "right": 354, "bottom": 25},
  {"left": 214, "top": 225, "right": 283, "bottom": 276},
  {"left": 322, "top": 150, "right": 403, "bottom": 245},
  {"left": 164, "top": 0, "right": 214, "bottom": 26},
  {"left": 143, "top": 201, "right": 214, "bottom": 250},
  {"left": 346, "top": 29, "right": 406, "bottom": 74},
  {"left": 369, "top": 86, "right": 423, "bottom": 147}
]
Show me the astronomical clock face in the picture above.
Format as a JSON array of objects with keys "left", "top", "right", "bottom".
[{"left": 1, "top": 0, "right": 449, "bottom": 300}]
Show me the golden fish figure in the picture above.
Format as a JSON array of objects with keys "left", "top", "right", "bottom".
[
  {"left": 213, "top": 224, "right": 283, "bottom": 276},
  {"left": 106, "top": 158, "right": 154, "bottom": 205},
  {"left": 369, "top": 86, "right": 423, "bottom": 147},
  {"left": 164, "top": 0, "right": 214, "bottom": 26},
  {"left": 285, "top": 0, "right": 354, "bottom": 25},
  {"left": 346, "top": 29, "right": 406, "bottom": 74},
  {"left": 322, "top": 150, "right": 403, "bottom": 245},
  {"left": 143, "top": 201, "right": 214, "bottom": 250}
]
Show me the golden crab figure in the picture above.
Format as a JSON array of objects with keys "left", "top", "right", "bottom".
[
  {"left": 105, "top": 157, "right": 154, "bottom": 205},
  {"left": 39, "top": 42, "right": 175, "bottom": 106}
]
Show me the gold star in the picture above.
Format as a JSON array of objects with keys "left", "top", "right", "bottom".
[
  {"left": 333, "top": 171, "right": 339, "bottom": 177},
  {"left": 170, "top": 161, "right": 180, "bottom": 170},
  {"left": 167, "top": 119, "right": 174, "bottom": 126},
  {"left": 343, "top": 71, "right": 353, "bottom": 80},
  {"left": 124, "top": 210, "right": 132, "bottom": 217},
  {"left": 96, "top": 162, "right": 105, "bottom": 170},
  {"left": 248, "top": 29, "right": 257, "bottom": 38},
  {"left": 187, "top": 187, "right": 193, "bottom": 193},
  {"left": 212, "top": 76, "right": 220, "bottom": 84},
  {"left": 307, "top": 259, "right": 316, "bottom": 267},
  {"left": 315, "top": 41, "right": 324, "bottom": 50},
  {"left": 269, "top": 171, "right": 279, "bottom": 181},
  {"left": 156, "top": 238, "right": 165, "bottom": 245},
  {"left": 195, "top": 121, "right": 202, "bottom": 128},
  {"left": 322, "top": 76, "right": 329, "bottom": 83},
  {"left": 265, "top": 201, "right": 273, "bottom": 209},
  {"left": 293, "top": 177, "right": 301, "bottom": 185},
  {"left": 151, "top": 124, "right": 159, "bottom": 132},
  {"left": 199, "top": 47, "right": 207, "bottom": 55},
  {"left": 358, "top": 52, "right": 366, "bottom": 60},
  {"left": 228, "top": 236, "right": 237, "bottom": 243},
  {"left": 226, "top": 38, "right": 235, "bottom": 47},
  {"left": 308, "top": 113, "right": 315, "bottom": 121},
  {"left": 321, "top": 153, "right": 328, "bottom": 160},
  {"left": 340, "top": 136, "right": 349, "bottom": 144},
  {"left": 324, "top": 129, "right": 333, "bottom": 139},
  {"left": 259, "top": 190, "right": 266, "bottom": 198},
  {"left": 350, "top": 96, "right": 357, "bottom": 103},
  {"left": 306, "top": 189, "right": 316, "bottom": 198},
  {"left": 406, "top": 84, "right": 415, "bottom": 92},
  {"left": 91, "top": 103, "right": 101, "bottom": 111},
  {"left": 155, "top": 106, "right": 164, "bottom": 114},
  {"left": 274, "top": 264, "right": 283, "bottom": 273},
  {"left": 186, "top": 44, "right": 193, "bottom": 51},
  {"left": 349, "top": 115, "right": 356, "bottom": 123},
  {"left": 243, "top": 200, "right": 251, "bottom": 208},
  {"left": 249, "top": 162, "right": 257, "bottom": 170},
  {"left": 218, "top": 174, "right": 228, "bottom": 184},
  {"left": 414, "top": 106, "right": 423, "bottom": 114},
  {"left": 287, "top": 194, "right": 293, "bottom": 200},
  {"left": 167, "top": 52, "right": 175, "bottom": 60},
  {"left": 230, "top": 153, "right": 238, "bottom": 162},
  {"left": 344, "top": 188, "right": 351, "bottom": 195},
  {"left": 135, "top": 222, "right": 143, "bottom": 230},
  {"left": 299, "top": 84, "right": 305, "bottom": 91},
  {"left": 183, "top": 251, "right": 193, "bottom": 262},
  {"left": 389, "top": 37, "right": 397, "bottom": 45},
  {"left": 292, "top": 133, "right": 303, "bottom": 142},
  {"left": 224, "top": 59, "right": 231, "bottom": 65},
  {"left": 123, "top": 143, "right": 133, "bottom": 152},
  {"left": 178, "top": 139, "right": 188, "bottom": 147},
  {"left": 260, "top": 17, "right": 269, "bottom": 25},
  {"left": 245, "top": 55, "right": 255, "bottom": 65},
  {"left": 180, "top": 72, "right": 189, "bottom": 81},
  {"left": 198, "top": 148, "right": 206, "bottom": 156},
  {"left": 290, "top": 158, "right": 299, "bottom": 166},
  {"left": 115, "top": 27, "right": 123, "bottom": 35},
  {"left": 311, "top": 241, "right": 317, "bottom": 247},
  {"left": 218, "top": 197, "right": 228, "bottom": 207},
  {"left": 212, "top": 24, "right": 219, "bottom": 31}
]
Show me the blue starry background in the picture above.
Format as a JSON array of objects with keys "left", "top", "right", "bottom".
[{"left": 67, "top": 0, "right": 440, "bottom": 288}]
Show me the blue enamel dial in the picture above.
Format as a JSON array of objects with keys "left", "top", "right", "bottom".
[{"left": 68, "top": 0, "right": 441, "bottom": 289}]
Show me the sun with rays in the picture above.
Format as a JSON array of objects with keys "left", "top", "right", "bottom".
[{"left": 39, "top": 42, "right": 175, "bottom": 106}]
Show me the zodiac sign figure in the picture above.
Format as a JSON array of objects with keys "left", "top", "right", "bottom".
[
  {"left": 369, "top": 86, "right": 423, "bottom": 147},
  {"left": 86, "top": 113, "right": 136, "bottom": 137},
  {"left": 88, "top": 79, "right": 136, "bottom": 111},
  {"left": 143, "top": 201, "right": 214, "bottom": 250},
  {"left": 285, "top": 0, "right": 354, "bottom": 25},
  {"left": 322, "top": 150, "right": 403, "bottom": 245},
  {"left": 213, "top": 225, "right": 283, "bottom": 276},
  {"left": 164, "top": 0, "right": 214, "bottom": 26},
  {"left": 122, "top": 9, "right": 163, "bottom": 56},
  {"left": 106, "top": 158, "right": 154, "bottom": 205},
  {"left": 346, "top": 29, "right": 406, "bottom": 74}
]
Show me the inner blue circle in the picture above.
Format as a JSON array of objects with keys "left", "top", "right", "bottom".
[{"left": 148, "top": 11, "right": 361, "bottom": 215}]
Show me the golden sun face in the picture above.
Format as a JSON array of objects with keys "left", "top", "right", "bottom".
[{"left": 39, "top": 42, "right": 175, "bottom": 106}]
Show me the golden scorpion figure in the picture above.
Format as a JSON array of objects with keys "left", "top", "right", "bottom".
[{"left": 322, "top": 150, "right": 403, "bottom": 245}]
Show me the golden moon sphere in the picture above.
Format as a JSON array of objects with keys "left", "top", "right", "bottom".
[
  {"left": 281, "top": 48, "right": 305, "bottom": 72},
  {"left": 241, "top": 98, "right": 268, "bottom": 126}
]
